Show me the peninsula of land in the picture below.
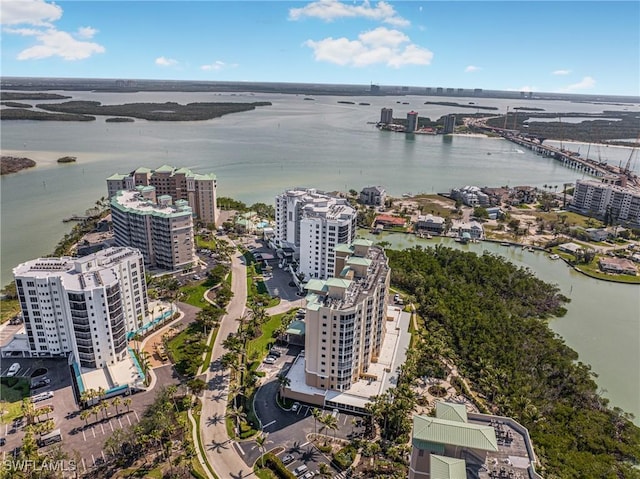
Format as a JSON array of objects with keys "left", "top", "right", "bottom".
[{"left": 1, "top": 156, "right": 36, "bottom": 175}]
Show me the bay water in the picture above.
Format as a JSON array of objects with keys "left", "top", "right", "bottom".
[{"left": 1, "top": 90, "right": 638, "bottom": 421}]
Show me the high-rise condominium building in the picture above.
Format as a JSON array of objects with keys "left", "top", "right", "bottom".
[
  {"left": 275, "top": 188, "right": 357, "bottom": 280},
  {"left": 303, "top": 239, "right": 390, "bottom": 391},
  {"left": 380, "top": 108, "right": 393, "bottom": 124},
  {"left": 13, "top": 247, "right": 149, "bottom": 368},
  {"left": 107, "top": 165, "right": 218, "bottom": 226},
  {"left": 111, "top": 186, "right": 196, "bottom": 271},
  {"left": 443, "top": 114, "right": 456, "bottom": 134},
  {"left": 571, "top": 179, "right": 640, "bottom": 226},
  {"left": 406, "top": 111, "right": 419, "bottom": 133}
]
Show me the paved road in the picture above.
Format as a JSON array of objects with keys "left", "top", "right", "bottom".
[{"left": 199, "top": 246, "right": 254, "bottom": 478}]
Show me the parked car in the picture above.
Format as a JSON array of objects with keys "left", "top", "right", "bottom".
[
  {"left": 291, "top": 402, "right": 300, "bottom": 412},
  {"left": 31, "top": 391, "right": 54, "bottom": 403},
  {"left": 293, "top": 464, "right": 308, "bottom": 476},
  {"left": 0, "top": 438, "right": 5, "bottom": 446},
  {"left": 32, "top": 377, "right": 51, "bottom": 389},
  {"left": 263, "top": 356, "right": 277, "bottom": 365},
  {"left": 302, "top": 472, "right": 315, "bottom": 479},
  {"left": 282, "top": 454, "right": 295, "bottom": 465},
  {"left": 6, "top": 363, "right": 20, "bottom": 377},
  {"left": 268, "top": 348, "right": 281, "bottom": 357}
]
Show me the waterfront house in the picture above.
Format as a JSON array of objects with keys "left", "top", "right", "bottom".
[
  {"left": 450, "top": 220, "right": 484, "bottom": 239},
  {"left": 415, "top": 214, "right": 445, "bottom": 235},
  {"left": 374, "top": 214, "right": 406, "bottom": 229},
  {"left": 558, "top": 242, "right": 584, "bottom": 256},
  {"left": 360, "top": 186, "right": 386, "bottom": 207},
  {"left": 585, "top": 228, "right": 609, "bottom": 242},
  {"left": 598, "top": 257, "right": 638, "bottom": 275}
]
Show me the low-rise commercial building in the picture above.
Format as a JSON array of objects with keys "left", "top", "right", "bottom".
[{"left": 410, "top": 402, "right": 542, "bottom": 479}]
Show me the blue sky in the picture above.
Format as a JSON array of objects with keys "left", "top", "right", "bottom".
[{"left": 1, "top": 0, "right": 638, "bottom": 96}]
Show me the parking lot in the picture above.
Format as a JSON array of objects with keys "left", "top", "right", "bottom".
[
  {"left": 1, "top": 357, "right": 180, "bottom": 473},
  {"left": 242, "top": 343, "right": 366, "bottom": 476}
]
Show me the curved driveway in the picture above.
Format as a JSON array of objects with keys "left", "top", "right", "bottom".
[{"left": 199, "top": 247, "right": 252, "bottom": 478}]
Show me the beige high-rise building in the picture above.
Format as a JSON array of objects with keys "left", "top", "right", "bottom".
[
  {"left": 111, "top": 186, "right": 196, "bottom": 271},
  {"left": 303, "top": 239, "right": 390, "bottom": 391},
  {"left": 107, "top": 165, "right": 218, "bottom": 226}
]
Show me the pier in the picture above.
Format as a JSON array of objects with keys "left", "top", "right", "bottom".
[{"left": 62, "top": 215, "right": 91, "bottom": 223}]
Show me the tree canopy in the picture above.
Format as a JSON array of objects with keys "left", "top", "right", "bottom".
[{"left": 386, "top": 245, "right": 640, "bottom": 478}]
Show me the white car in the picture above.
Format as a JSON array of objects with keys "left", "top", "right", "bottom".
[
  {"left": 291, "top": 402, "right": 300, "bottom": 412},
  {"left": 31, "top": 391, "right": 54, "bottom": 403},
  {"left": 6, "top": 363, "right": 20, "bottom": 377},
  {"left": 263, "top": 356, "right": 277, "bottom": 364}
]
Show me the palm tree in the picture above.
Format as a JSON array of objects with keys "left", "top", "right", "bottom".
[
  {"left": 21, "top": 398, "right": 35, "bottom": 425},
  {"left": 311, "top": 408, "right": 322, "bottom": 436},
  {"left": 323, "top": 414, "right": 339, "bottom": 441},
  {"left": 112, "top": 396, "right": 122, "bottom": 416},
  {"left": 100, "top": 400, "right": 109, "bottom": 419},
  {"left": 277, "top": 374, "right": 291, "bottom": 398},
  {"left": 253, "top": 431, "right": 271, "bottom": 468},
  {"left": 91, "top": 405, "right": 101, "bottom": 423},
  {"left": 123, "top": 397, "right": 132, "bottom": 413},
  {"left": 80, "top": 409, "right": 90, "bottom": 427},
  {"left": 227, "top": 405, "right": 247, "bottom": 436}
]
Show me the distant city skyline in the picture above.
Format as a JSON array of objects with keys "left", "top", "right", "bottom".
[{"left": 1, "top": 1, "right": 638, "bottom": 97}]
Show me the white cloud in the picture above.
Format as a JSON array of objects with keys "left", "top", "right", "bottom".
[
  {"left": 156, "top": 56, "right": 178, "bottom": 67},
  {"left": 304, "top": 27, "right": 433, "bottom": 68},
  {"left": 0, "top": 0, "right": 62, "bottom": 26},
  {"left": 2, "top": 0, "right": 105, "bottom": 61},
  {"left": 564, "top": 76, "right": 596, "bottom": 92},
  {"left": 552, "top": 69, "right": 571, "bottom": 76},
  {"left": 16, "top": 28, "right": 105, "bottom": 60},
  {"left": 289, "top": 0, "right": 410, "bottom": 28},
  {"left": 465, "top": 65, "right": 480, "bottom": 73},
  {"left": 201, "top": 61, "right": 238, "bottom": 71},
  {"left": 76, "top": 26, "right": 98, "bottom": 40}
]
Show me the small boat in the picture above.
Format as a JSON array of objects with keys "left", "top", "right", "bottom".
[
  {"left": 549, "top": 254, "right": 560, "bottom": 260},
  {"left": 500, "top": 242, "right": 511, "bottom": 246}
]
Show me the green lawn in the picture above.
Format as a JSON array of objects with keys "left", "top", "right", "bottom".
[
  {"left": 167, "top": 322, "right": 209, "bottom": 376},
  {"left": 0, "top": 377, "right": 30, "bottom": 423},
  {"left": 0, "top": 298, "right": 21, "bottom": 324},
  {"left": 195, "top": 235, "right": 218, "bottom": 251},
  {"left": 246, "top": 311, "right": 290, "bottom": 360},
  {"left": 179, "top": 278, "right": 218, "bottom": 308}
]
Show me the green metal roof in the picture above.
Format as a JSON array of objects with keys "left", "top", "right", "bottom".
[
  {"left": 155, "top": 164, "right": 175, "bottom": 172},
  {"left": 412, "top": 415, "right": 498, "bottom": 452},
  {"left": 134, "top": 167, "right": 152, "bottom": 173},
  {"left": 334, "top": 244, "right": 353, "bottom": 253},
  {"left": 353, "top": 238, "right": 373, "bottom": 247},
  {"left": 435, "top": 402, "right": 468, "bottom": 423},
  {"left": 192, "top": 173, "right": 217, "bottom": 180},
  {"left": 326, "top": 277, "right": 352, "bottom": 289},
  {"left": 430, "top": 455, "right": 467, "bottom": 479},
  {"left": 285, "top": 319, "right": 305, "bottom": 336},
  {"left": 106, "top": 173, "right": 127, "bottom": 180},
  {"left": 346, "top": 257, "right": 372, "bottom": 266},
  {"left": 305, "top": 293, "right": 322, "bottom": 310},
  {"left": 305, "top": 279, "right": 326, "bottom": 293},
  {"left": 174, "top": 167, "right": 191, "bottom": 174}
]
